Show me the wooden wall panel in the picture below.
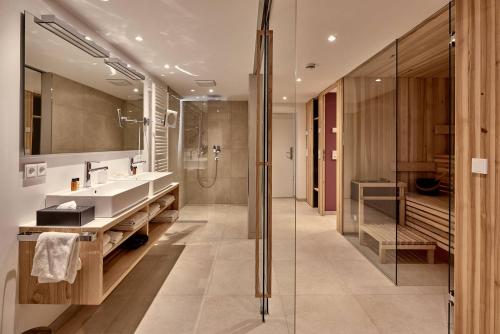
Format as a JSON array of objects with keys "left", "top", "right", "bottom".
[{"left": 455, "top": 0, "right": 500, "bottom": 333}]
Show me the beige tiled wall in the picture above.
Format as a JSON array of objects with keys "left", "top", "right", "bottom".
[
  {"left": 50, "top": 74, "right": 141, "bottom": 153},
  {"left": 184, "top": 101, "right": 248, "bottom": 204}
]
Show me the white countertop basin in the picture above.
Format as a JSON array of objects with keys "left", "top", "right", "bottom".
[
  {"left": 45, "top": 180, "right": 150, "bottom": 218},
  {"left": 109, "top": 171, "right": 173, "bottom": 196}
]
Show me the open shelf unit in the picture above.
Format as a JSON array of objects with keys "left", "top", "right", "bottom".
[{"left": 18, "top": 183, "right": 179, "bottom": 305}]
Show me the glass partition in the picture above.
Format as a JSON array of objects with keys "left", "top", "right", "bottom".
[{"left": 343, "top": 42, "right": 398, "bottom": 282}]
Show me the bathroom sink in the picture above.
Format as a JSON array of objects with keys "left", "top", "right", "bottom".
[
  {"left": 45, "top": 181, "right": 150, "bottom": 218},
  {"left": 109, "top": 171, "right": 173, "bottom": 196}
]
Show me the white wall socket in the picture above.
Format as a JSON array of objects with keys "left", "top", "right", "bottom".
[
  {"left": 24, "top": 164, "right": 37, "bottom": 179},
  {"left": 37, "top": 163, "right": 47, "bottom": 176},
  {"left": 472, "top": 158, "right": 488, "bottom": 174}
]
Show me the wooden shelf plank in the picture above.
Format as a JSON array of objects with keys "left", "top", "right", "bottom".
[{"left": 101, "top": 220, "right": 175, "bottom": 299}]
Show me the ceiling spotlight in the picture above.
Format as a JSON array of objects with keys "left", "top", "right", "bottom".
[
  {"left": 209, "top": 89, "right": 214, "bottom": 93},
  {"left": 135, "top": 35, "right": 143, "bottom": 42},
  {"left": 190, "top": 89, "right": 196, "bottom": 92},
  {"left": 282, "top": 96, "right": 288, "bottom": 101},
  {"left": 328, "top": 35, "right": 337, "bottom": 42},
  {"left": 133, "top": 88, "right": 139, "bottom": 93},
  {"left": 161, "top": 74, "right": 165, "bottom": 77},
  {"left": 296, "top": 78, "right": 302, "bottom": 82},
  {"left": 375, "top": 78, "right": 382, "bottom": 82},
  {"left": 164, "top": 64, "right": 170, "bottom": 69},
  {"left": 84, "top": 36, "right": 92, "bottom": 41}
]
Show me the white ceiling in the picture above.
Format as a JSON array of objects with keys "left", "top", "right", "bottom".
[
  {"left": 49, "top": 0, "right": 449, "bottom": 103},
  {"left": 295, "top": 0, "right": 450, "bottom": 102}
]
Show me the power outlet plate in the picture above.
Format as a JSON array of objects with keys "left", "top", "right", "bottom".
[
  {"left": 37, "top": 163, "right": 47, "bottom": 176},
  {"left": 24, "top": 164, "right": 37, "bottom": 179}
]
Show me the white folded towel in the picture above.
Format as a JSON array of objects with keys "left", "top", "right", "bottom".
[
  {"left": 56, "top": 201, "right": 77, "bottom": 210},
  {"left": 105, "top": 230, "right": 123, "bottom": 244},
  {"left": 152, "top": 210, "right": 179, "bottom": 223},
  {"left": 155, "top": 195, "right": 175, "bottom": 208},
  {"left": 102, "top": 233, "right": 111, "bottom": 246},
  {"left": 112, "top": 212, "right": 148, "bottom": 231},
  {"left": 103, "top": 242, "right": 113, "bottom": 254},
  {"left": 31, "top": 232, "right": 82, "bottom": 284},
  {"left": 149, "top": 203, "right": 161, "bottom": 218}
]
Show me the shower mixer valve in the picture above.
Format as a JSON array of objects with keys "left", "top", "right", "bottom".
[{"left": 213, "top": 145, "right": 221, "bottom": 160}]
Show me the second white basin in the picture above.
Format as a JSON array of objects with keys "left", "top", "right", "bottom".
[
  {"left": 46, "top": 180, "right": 150, "bottom": 218},
  {"left": 109, "top": 171, "right": 173, "bottom": 196}
]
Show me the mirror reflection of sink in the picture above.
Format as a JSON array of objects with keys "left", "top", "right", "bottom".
[
  {"left": 45, "top": 181, "right": 150, "bottom": 218},
  {"left": 109, "top": 171, "right": 173, "bottom": 196}
]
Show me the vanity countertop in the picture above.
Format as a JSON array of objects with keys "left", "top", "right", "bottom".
[{"left": 20, "top": 182, "right": 179, "bottom": 232}]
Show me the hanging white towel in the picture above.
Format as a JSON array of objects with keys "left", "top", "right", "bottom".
[{"left": 31, "top": 232, "right": 82, "bottom": 284}]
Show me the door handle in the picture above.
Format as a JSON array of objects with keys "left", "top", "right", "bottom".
[{"left": 286, "top": 147, "right": 293, "bottom": 160}]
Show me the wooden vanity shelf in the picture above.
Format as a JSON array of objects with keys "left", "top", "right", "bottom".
[{"left": 18, "top": 183, "right": 179, "bottom": 305}]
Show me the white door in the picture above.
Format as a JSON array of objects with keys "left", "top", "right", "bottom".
[{"left": 272, "top": 113, "right": 295, "bottom": 197}]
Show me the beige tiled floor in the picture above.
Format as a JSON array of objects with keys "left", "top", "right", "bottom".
[{"left": 133, "top": 200, "right": 448, "bottom": 334}]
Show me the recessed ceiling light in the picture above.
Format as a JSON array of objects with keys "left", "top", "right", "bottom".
[
  {"left": 133, "top": 88, "right": 139, "bottom": 93},
  {"left": 135, "top": 35, "right": 143, "bottom": 42},
  {"left": 328, "top": 35, "right": 337, "bottom": 42},
  {"left": 126, "top": 64, "right": 131, "bottom": 68},
  {"left": 190, "top": 89, "right": 196, "bottom": 92},
  {"left": 296, "top": 78, "right": 302, "bottom": 82},
  {"left": 282, "top": 96, "right": 288, "bottom": 101},
  {"left": 84, "top": 36, "right": 92, "bottom": 41},
  {"left": 164, "top": 64, "right": 170, "bottom": 69},
  {"left": 209, "top": 89, "right": 214, "bottom": 93},
  {"left": 375, "top": 78, "right": 382, "bottom": 82},
  {"left": 101, "top": 0, "right": 109, "bottom": 2},
  {"left": 161, "top": 74, "right": 165, "bottom": 77}
]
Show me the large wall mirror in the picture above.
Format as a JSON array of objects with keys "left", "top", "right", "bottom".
[{"left": 23, "top": 11, "right": 145, "bottom": 156}]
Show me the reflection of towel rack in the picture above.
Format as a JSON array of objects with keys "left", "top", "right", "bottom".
[{"left": 17, "top": 232, "right": 97, "bottom": 242}]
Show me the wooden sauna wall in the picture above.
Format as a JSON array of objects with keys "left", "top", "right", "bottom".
[
  {"left": 343, "top": 76, "right": 450, "bottom": 198},
  {"left": 455, "top": 0, "right": 500, "bottom": 333},
  {"left": 398, "top": 77, "right": 452, "bottom": 192}
]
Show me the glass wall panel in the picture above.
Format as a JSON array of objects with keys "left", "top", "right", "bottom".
[
  {"left": 396, "top": 5, "right": 454, "bottom": 289},
  {"left": 343, "top": 43, "right": 398, "bottom": 282}
]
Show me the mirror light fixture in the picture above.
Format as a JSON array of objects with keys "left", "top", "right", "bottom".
[
  {"left": 34, "top": 15, "right": 110, "bottom": 58},
  {"left": 105, "top": 58, "right": 145, "bottom": 80}
]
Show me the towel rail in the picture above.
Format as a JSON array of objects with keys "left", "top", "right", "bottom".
[{"left": 17, "top": 231, "right": 97, "bottom": 242}]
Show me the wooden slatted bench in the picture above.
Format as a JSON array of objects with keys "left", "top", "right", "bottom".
[
  {"left": 360, "top": 224, "right": 437, "bottom": 264},
  {"left": 405, "top": 192, "right": 454, "bottom": 253}
]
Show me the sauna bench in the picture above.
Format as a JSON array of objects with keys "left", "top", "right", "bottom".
[
  {"left": 405, "top": 192, "right": 455, "bottom": 253},
  {"left": 18, "top": 182, "right": 179, "bottom": 305}
]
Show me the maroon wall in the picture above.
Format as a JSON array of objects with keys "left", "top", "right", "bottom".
[{"left": 325, "top": 93, "right": 337, "bottom": 211}]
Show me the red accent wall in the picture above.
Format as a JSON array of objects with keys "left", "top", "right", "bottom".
[{"left": 325, "top": 93, "right": 337, "bottom": 211}]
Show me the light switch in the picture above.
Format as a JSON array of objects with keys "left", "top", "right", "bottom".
[
  {"left": 332, "top": 127, "right": 337, "bottom": 134},
  {"left": 37, "top": 163, "right": 47, "bottom": 176},
  {"left": 24, "top": 164, "right": 37, "bottom": 179},
  {"left": 332, "top": 150, "right": 337, "bottom": 160},
  {"left": 472, "top": 158, "right": 488, "bottom": 174}
]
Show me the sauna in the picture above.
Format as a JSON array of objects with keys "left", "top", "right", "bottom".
[{"left": 341, "top": 5, "right": 455, "bottom": 285}]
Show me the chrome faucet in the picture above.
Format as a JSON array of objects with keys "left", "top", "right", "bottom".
[
  {"left": 129, "top": 157, "right": 146, "bottom": 175},
  {"left": 84, "top": 161, "right": 108, "bottom": 187}
]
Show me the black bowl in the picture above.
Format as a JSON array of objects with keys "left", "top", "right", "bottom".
[{"left": 415, "top": 178, "right": 441, "bottom": 196}]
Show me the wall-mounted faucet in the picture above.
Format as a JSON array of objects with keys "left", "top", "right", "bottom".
[
  {"left": 84, "top": 161, "right": 108, "bottom": 188},
  {"left": 129, "top": 157, "right": 146, "bottom": 175},
  {"left": 213, "top": 145, "right": 221, "bottom": 161}
]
